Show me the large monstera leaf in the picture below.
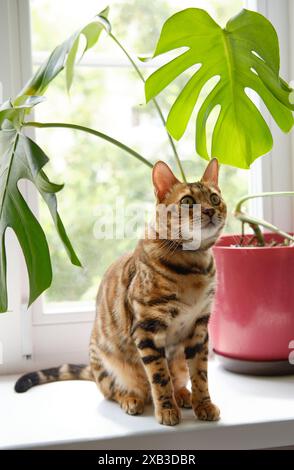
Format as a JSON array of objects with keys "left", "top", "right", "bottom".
[
  {"left": 145, "top": 8, "right": 294, "bottom": 168},
  {"left": 0, "top": 8, "right": 109, "bottom": 312}
]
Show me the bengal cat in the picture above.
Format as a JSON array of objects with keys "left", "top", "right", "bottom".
[{"left": 15, "top": 158, "right": 227, "bottom": 426}]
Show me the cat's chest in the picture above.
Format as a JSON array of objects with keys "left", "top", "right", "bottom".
[
  {"left": 166, "top": 305, "right": 204, "bottom": 346},
  {"left": 165, "top": 278, "right": 214, "bottom": 348}
]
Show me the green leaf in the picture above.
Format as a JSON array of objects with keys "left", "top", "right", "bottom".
[
  {"left": 0, "top": 101, "right": 15, "bottom": 127},
  {"left": 0, "top": 131, "right": 81, "bottom": 313},
  {"left": 13, "top": 95, "right": 46, "bottom": 109},
  {"left": 18, "top": 7, "right": 109, "bottom": 98},
  {"left": 65, "top": 35, "right": 80, "bottom": 93},
  {"left": 72, "top": 7, "right": 110, "bottom": 78},
  {"left": 0, "top": 96, "right": 46, "bottom": 129},
  {"left": 145, "top": 8, "right": 294, "bottom": 169},
  {"left": 22, "top": 137, "right": 81, "bottom": 267},
  {"left": 65, "top": 14, "right": 110, "bottom": 93}
]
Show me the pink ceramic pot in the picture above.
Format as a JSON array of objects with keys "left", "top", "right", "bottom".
[{"left": 210, "top": 233, "right": 294, "bottom": 374}]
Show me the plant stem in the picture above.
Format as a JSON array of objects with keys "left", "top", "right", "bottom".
[
  {"left": 234, "top": 210, "right": 294, "bottom": 243},
  {"left": 23, "top": 121, "right": 153, "bottom": 169},
  {"left": 109, "top": 33, "right": 187, "bottom": 182},
  {"left": 248, "top": 223, "right": 265, "bottom": 246},
  {"left": 234, "top": 192, "right": 294, "bottom": 243},
  {"left": 235, "top": 191, "right": 294, "bottom": 212}
]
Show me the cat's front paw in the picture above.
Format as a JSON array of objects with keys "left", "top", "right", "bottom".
[
  {"left": 194, "top": 401, "right": 220, "bottom": 421},
  {"left": 175, "top": 387, "right": 192, "bottom": 408},
  {"left": 155, "top": 405, "right": 181, "bottom": 426}
]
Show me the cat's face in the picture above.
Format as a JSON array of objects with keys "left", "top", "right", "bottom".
[{"left": 152, "top": 159, "right": 227, "bottom": 249}]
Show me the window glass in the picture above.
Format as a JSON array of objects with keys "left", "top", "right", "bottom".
[{"left": 30, "top": 0, "right": 246, "bottom": 307}]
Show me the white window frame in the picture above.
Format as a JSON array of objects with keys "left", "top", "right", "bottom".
[
  {"left": 0, "top": 0, "right": 293, "bottom": 373},
  {"left": 247, "top": 0, "right": 294, "bottom": 231}
]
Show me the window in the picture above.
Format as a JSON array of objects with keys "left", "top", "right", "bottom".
[
  {"left": 30, "top": 0, "right": 246, "bottom": 314},
  {"left": 0, "top": 0, "right": 292, "bottom": 373}
]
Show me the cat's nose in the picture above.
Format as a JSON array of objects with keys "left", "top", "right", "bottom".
[{"left": 202, "top": 208, "right": 215, "bottom": 218}]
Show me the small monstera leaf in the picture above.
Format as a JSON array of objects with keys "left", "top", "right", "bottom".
[
  {"left": 19, "top": 7, "right": 109, "bottom": 97},
  {"left": 145, "top": 8, "right": 294, "bottom": 168}
]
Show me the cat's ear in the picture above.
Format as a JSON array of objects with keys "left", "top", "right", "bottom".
[
  {"left": 201, "top": 158, "right": 219, "bottom": 189},
  {"left": 152, "top": 161, "right": 179, "bottom": 202}
]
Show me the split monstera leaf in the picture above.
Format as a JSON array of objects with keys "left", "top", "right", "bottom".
[
  {"left": 0, "top": 7, "right": 293, "bottom": 312},
  {"left": 145, "top": 8, "right": 294, "bottom": 168}
]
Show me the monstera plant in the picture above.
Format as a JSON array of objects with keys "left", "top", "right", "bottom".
[{"left": 0, "top": 7, "right": 293, "bottom": 312}]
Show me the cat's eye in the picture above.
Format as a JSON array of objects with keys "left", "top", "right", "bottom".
[
  {"left": 210, "top": 193, "right": 221, "bottom": 205},
  {"left": 180, "top": 195, "right": 196, "bottom": 206}
]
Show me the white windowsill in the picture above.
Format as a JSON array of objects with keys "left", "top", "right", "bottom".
[{"left": 1, "top": 361, "right": 294, "bottom": 450}]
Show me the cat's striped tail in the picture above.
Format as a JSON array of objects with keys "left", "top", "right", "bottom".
[{"left": 14, "top": 364, "right": 93, "bottom": 393}]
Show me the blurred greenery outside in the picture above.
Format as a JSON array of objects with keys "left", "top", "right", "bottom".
[{"left": 30, "top": 0, "right": 247, "bottom": 306}]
